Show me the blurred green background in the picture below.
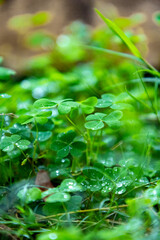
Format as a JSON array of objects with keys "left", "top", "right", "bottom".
[{"left": 0, "top": 0, "right": 160, "bottom": 71}]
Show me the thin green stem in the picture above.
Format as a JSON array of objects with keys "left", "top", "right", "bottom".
[
  {"left": 154, "top": 78, "right": 159, "bottom": 114},
  {"left": 33, "top": 119, "right": 39, "bottom": 162},
  {"left": 66, "top": 115, "right": 86, "bottom": 140},
  {"left": 38, "top": 204, "right": 127, "bottom": 220},
  {"left": 138, "top": 70, "right": 160, "bottom": 122},
  {"left": 95, "top": 130, "right": 103, "bottom": 161}
]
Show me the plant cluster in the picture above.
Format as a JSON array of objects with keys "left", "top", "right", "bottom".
[{"left": 0, "top": 9, "right": 160, "bottom": 240}]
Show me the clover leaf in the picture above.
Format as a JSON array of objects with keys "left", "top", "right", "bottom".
[
  {"left": 58, "top": 100, "right": 79, "bottom": 115},
  {"left": 57, "top": 99, "right": 78, "bottom": 115},
  {"left": 33, "top": 98, "right": 57, "bottom": 109},
  {"left": 97, "top": 92, "right": 132, "bottom": 110},
  {"left": 41, "top": 179, "right": 82, "bottom": 203},
  {"left": 103, "top": 110, "right": 123, "bottom": 128},
  {"left": 85, "top": 113, "right": 106, "bottom": 130},
  {"left": 32, "top": 130, "right": 52, "bottom": 142},
  {"left": 45, "top": 192, "right": 71, "bottom": 203},
  {"left": 17, "top": 187, "right": 42, "bottom": 204},
  {"left": 0, "top": 134, "right": 30, "bottom": 152},
  {"left": 81, "top": 97, "right": 98, "bottom": 114},
  {"left": 52, "top": 130, "right": 86, "bottom": 158},
  {"left": 85, "top": 111, "right": 123, "bottom": 130},
  {"left": 60, "top": 179, "right": 82, "bottom": 192},
  {"left": 96, "top": 94, "right": 116, "bottom": 108},
  {"left": 21, "top": 109, "right": 52, "bottom": 125}
]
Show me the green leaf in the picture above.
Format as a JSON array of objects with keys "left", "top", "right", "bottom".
[
  {"left": 22, "top": 110, "right": 52, "bottom": 125},
  {"left": 85, "top": 111, "right": 123, "bottom": 130},
  {"left": 0, "top": 136, "right": 12, "bottom": 150},
  {"left": 111, "top": 103, "right": 132, "bottom": 110},
  {"left": 17, "top": 187, "right": 41, "bottom": 204},
  {"left": 52, "top": 131, "right": 80, "bottom": 157},
  {"left": 53, "top": 131, "right": 76, "bottom": 151},
  {"left": 33, "top": 98, "right": 57, "bottom": 109},
  {"left": 97, "top": 92, "right": 132, "bottom": 110},
  {"left": 15, "top": 140, "right": 30, "bottom": 150},
  {"left": 10, "top": 134, "right": 21, "bottom": 142},
  {"left": 41, "top": 188, "right": 59, "bottom": 199},
  {"left": 58, "top": 103, "right": 71, "bottom": 115},
  {"left": 60, "top": 179, "right": 82, "bottom": 192},
  {"left": 96, "top": 94, "right": 116, "bottom": 108},
  {"left": 85, "top": 120, "right": 104, "bottom": 130},
  {"left": 103, "top": 111, "right": 123, "bottom": 123},
  {"left": 58, "top": 131, "right": 76, "bottom": 144},
  {"left": 144, "top": 184, "right": 160, "bottom": 205},
  {"left": 45, "top": 192, "right": 70, "bottom": 203},
  {"left": 0, "top": 134, "right": 22, "bottom": 152},
  {"left": 86, "top": 113, "right": 106, "bottom": 121},
  {"left": 31, "top": 11, "right": 52, "bottom": 26},
  {"left": 95, "top": 9, "right": 142, "bottom": 58},
  {"left": 32, "top": 131, "right": 52, "bottom": 142},
  {"left": 103, "top": 111, "right": 123, "bottom": 128},
  {"left": 66, "top": 195, "right": 82, "bottom": 212},
  {"left": 85, "top": 113, "right": 107, "bottom": 130},
  {"left": 8, "top": 12, "right": 51, "bottom": 33},
  {"left": 8, "top": 14, "right": 32, "bottom": 32},
  {"left": 58, "top": 101, "right": 79, "bottom": 115},
  {"left": 81, "top": 97, "right": 98, "bottom": 114},
  {"left": 0, "top": 67, "right": 16, "bottom": 80},
  {"left": 3, "top": 144, "right": 14, "bottom": 152},
  {"left": 36, "top": 110, "right": 52, "bottom": 118},
  {"left": 57, "top": 145, "right": 70, "bottom": 158},
  {"left": 70, "top": 141, "right": 86, "bottom": 157}
]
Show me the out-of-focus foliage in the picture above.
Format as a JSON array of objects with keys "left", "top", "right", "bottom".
[
  {"left": 153, "top": 11, "right": 160, "bottom": 26},
  {"left": 8, "top": 11, "right": 52, "bottom": 33},
  {"left": 0, "top": 9, "right": 160, "bottom": 240}
]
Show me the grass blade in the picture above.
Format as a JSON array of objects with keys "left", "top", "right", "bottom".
[
  {"left": 95, "top": 9, "right": 142, "bottom": 59},
  {"left": 85, "top": 45, "right": 143, "bottom": 63}
]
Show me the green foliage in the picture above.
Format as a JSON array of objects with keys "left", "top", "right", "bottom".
[
  {"left": 0, "top": 134, "right": 30, "bottom": 152},
  {"left": 85, "top": 111, "right": 123, "bottom": 130},
  {"left": 153, "top": 11, "right": 160, "bottom": 26},
  {"left": 8, "top": 11, "right": 52, "bottom": 33},
  {"left": 0, "top": 67, "right": 16, "bottom": 80},
  {"left": 17, "top": 187, "right": 42, "bottom": 204},
  {"left": 0, "top": 9, "right": 160, "bottom": 240}
]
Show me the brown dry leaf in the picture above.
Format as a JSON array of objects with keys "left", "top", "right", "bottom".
[{"left": 35, "top": 170, "right": 53, "bottom": 191}]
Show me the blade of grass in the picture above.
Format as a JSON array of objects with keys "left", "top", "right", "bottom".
[
  {"left": 135, "top": 69, "right": 160, "bottom": 78},
  {"left": 85, "top": 45, "right": 143, "bottom": 63},
  {"left": 95, "top": 9, "right": 159, "bottom": 73},
  {"left": 95, "top": 9, "right": 142, "bottom": 59},
  {"left": 136, "top": 69, "right": 160, "bottom": 122}
]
